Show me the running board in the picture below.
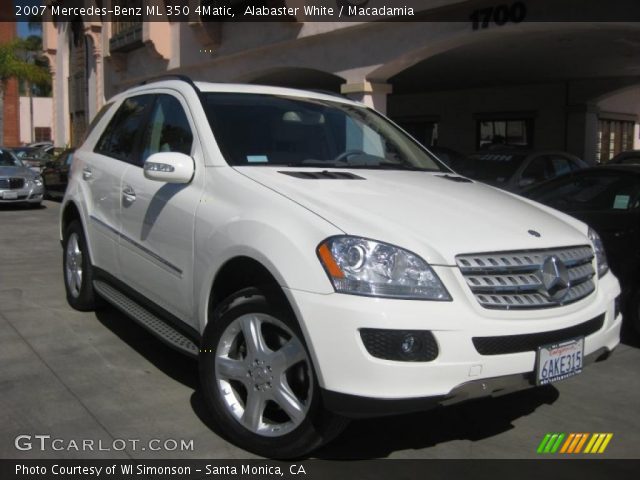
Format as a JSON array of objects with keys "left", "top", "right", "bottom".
[{"left": 93, "top": 280, "right": 199, "bottom": 358}]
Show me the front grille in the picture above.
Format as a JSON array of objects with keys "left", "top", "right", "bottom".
[
  {"left": 456, "top": 246, "right": 595, "bottom": 309},
  {"left": 472, "top": 314, "right": 605, "bottom": 355},
  {"left": 0, "top": 177, "right": 25, "bottom": 189}
]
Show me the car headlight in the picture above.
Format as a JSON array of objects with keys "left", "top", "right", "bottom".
[
  {"left": 33, "top": 176, "right": 43, "bottom": 186},
  {"left": 317, "top": 236, "right": 451, "bottom": 300},
  {"left": 588, "top": 227, "right": 609, "bottom": 278}
]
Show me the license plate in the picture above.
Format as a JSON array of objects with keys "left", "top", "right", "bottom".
[
  {"left": 536, "top": 337, "right": 584, "bottom": 385},
  {"left": 2, "top": 191, "right": 18, "bottom": 200}
]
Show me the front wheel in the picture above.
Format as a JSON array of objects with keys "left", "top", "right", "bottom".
[{"left": 199, "top": 288, "right": 348, "bottom": 458}]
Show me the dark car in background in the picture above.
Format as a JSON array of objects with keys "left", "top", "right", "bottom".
[
  {"left": 457, "top": 150, "right": 587, "bottom": 193},
  {"left": 42, "top": 148, "right": 74, "bottom": 199},
  {"left": 610, "top": 150, "right": 640, "bottom": 166},
  {"left": 11, "top": 145, "right": 64, "bottom": 173},
  {"left": 523, "top": 165, "right": 640, "bottom": 334}
]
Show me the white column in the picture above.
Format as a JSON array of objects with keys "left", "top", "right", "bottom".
[{"left": 340, "top": 82, "right": 393, "bottom": 115}]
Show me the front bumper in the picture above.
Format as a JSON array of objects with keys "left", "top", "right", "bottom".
[
  {"left": 321, "top": 347, "right": 613, "bottom": 418},
  {"left": 285, "top": 267, "right": 621, "bottom": 415},
  {"left": 0, "top": 184, "right": 44, "bottom": 204}
]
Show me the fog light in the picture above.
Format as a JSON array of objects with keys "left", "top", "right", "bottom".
[
  {"left": 401, "top": 334, "right": 419, "bottom": 354},
  {"left": 360, "top": 329, "right": 438, "bottom": 362}
]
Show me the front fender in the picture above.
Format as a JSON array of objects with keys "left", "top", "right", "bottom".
[{"left": 194, "top": 167, "right": 342, "bottom": 333}]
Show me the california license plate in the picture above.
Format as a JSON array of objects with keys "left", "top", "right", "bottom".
[
  {"left": 2, "top": 191, "right": 18, "bottom": 200},
  {"left": 536, "top": 337, "right": 584, "bottom": 385}
]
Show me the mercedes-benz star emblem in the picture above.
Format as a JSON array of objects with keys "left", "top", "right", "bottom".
[{"left": 538, "top": 255, "right": 571, "bottom": 303}]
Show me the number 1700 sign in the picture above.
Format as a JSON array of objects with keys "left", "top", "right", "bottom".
[{"left": 470, "top": 2, "right": 527, "bottom": 30}]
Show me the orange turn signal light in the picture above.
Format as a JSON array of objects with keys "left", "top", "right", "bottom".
[{"left": 317, "top": 243, "right": 345, "bottom": 279}]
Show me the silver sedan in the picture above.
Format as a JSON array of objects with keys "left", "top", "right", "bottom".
[{"left": 0, "top": 148, "right": 44, "bottom": 206}]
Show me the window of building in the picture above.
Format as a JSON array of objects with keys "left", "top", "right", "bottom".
[
  {"left": 477, "top": 118, "right": 533, "bottom": 150},
  {"left": 34, "top": 127, "right": 51, "bottom": 143},
  {"left": 597, "top": 119, "right": 635, "bottom": 163}
]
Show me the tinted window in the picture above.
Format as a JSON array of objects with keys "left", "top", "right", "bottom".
[
  {"left": 548, "top": 156, "right": 573, "bottom": 177},
  {"left": 140, "top": 95, "right": 193, "bottom": 165},
  {"left": 83, "top": 102, "right": 114, "bottom": 144},
  {"left": 95, "top": 95, "right": 153, "bottom": 163},
  {"left": 521, "top": 157, "right": 549, "bottom": 184},
  {"left": 527, "top": 172, "right": 640, "bottom": 211}
]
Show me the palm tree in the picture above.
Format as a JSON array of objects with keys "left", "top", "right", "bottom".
[{"left": 0, "top": 38, "right": 50, "bottom": 145}]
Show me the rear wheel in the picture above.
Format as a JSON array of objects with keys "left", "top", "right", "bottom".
[
  {"left": 63, "top": 220, "right": 100, "bottom": 311},
  {"left": 200, "top": 287, "right": 348, "bottom": 458}
]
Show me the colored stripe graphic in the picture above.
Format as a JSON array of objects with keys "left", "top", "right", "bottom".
[
  {"left": 585, "top": 433, "right": 614, "bottom": 454},
  {"left": 567, "top": 433, "right": 583, "bottom": 453},
  {"left": 550, "top": 433, "right": 565, "bottom": 453},
  {"left": 574, "top": 433, "right": 589, "bottom": 453},
  {"left": 538, "top": 433, "right": 613, "bottom": 454},
  {"left": 537, "top": 433, "right": 565, "bottom": 453},
  {"left": 537, "top": 433, "right": 552, "bottom": 453},
  {"left": 560, "top": 433, "right": 575, "bottom": 453},
  {"left": 584, "top": 433, "right": 598, "bottom": 453}
]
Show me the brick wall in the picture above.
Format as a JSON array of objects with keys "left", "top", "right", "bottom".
[{"left": 0, "top": 2, "right": 21, "bottom": 147}]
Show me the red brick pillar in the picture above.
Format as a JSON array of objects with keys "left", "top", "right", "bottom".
[{"left": 0, "top": 4, "right": 21, "bottom": 146}]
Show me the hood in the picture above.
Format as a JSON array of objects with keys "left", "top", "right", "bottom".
[
  {"left": 0, "top": 165, "right": 37, "bottom": 178},
  {"left": 236, "top": 167, "right": 589, "bottom": 265}
]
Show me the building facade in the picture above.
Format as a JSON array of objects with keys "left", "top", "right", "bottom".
[
  {"left": 19, "top": 96, "right": 54, "bottom": 145},
  {"left": 42, "top": 0, "right": 640, "bottom": 162},
  {"left": 1, "top": 3, "right": 20, "bottom": 147}
]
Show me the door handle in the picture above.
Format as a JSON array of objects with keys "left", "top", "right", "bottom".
[
  {"left": 122, "top": 185, "right": 136, "bottom": 203},
  {"left": 82, "top": 167, "right": 93, "bottom": 180}
]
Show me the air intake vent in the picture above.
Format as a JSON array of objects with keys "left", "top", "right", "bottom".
[
  {"left": 279, "top": 171, "right": 365, "bottom": 180},
  {"left": 436, "top": 174, "right": 473, "bottom": 183},
  {"left": 472, "top": 314, "right": 604, "bottom": 355}
]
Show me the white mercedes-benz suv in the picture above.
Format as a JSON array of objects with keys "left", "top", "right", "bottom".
[{"left": 60, "top": 77, "right": 621, "bottom": 458}]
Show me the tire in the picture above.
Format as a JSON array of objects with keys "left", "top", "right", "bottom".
[
  {"left": 200, "top": 287, "right": 348, "bottom": 458},
  {"left": 63, "top": 220, "right": 100, "bottom": 311}
]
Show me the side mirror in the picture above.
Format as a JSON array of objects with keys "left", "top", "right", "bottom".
[{"left": 143, "top": 152, "right": 194, "bottom": 184}]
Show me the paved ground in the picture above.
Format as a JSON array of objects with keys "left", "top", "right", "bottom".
[{"left": 1, "top": 201, "right": 639, "bottom": 459}]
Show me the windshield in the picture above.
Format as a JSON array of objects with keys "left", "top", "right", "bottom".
[
  {"left": 0, "top": 149, "right": 23, "bottom": 167},
  {"left": 457, "top": 153, "right": 526, "bottom": 183},
  {"left": 11, "top": 148, "right": 36, "bottom": 158},
  {"left": 203, "top": 93, "right": 446, "bottom": 171}
]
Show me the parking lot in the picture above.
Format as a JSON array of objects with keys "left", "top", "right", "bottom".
[{"left": 1, "top": 200, "right": 639, "bottom": 459}]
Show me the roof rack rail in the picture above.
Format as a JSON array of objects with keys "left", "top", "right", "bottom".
[{"left": 136, "top": 74, "right": 203, "bottom": 100}]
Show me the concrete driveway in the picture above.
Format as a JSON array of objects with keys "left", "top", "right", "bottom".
[{"left": 1, "top": 201, "right": 639, "bottom": 459}]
